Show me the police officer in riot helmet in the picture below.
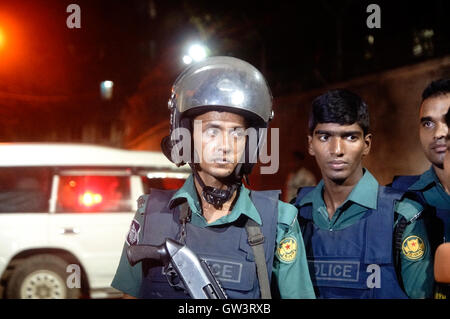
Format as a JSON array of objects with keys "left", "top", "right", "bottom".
[{"left": 112, "top": 56, "right": 315, "bottom": 299}]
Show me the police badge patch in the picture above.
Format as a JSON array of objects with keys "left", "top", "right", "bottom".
[
  {"left": 402, "top": 235, "right": 426, "bottom": 261},
  {"left": 276, "top": 237, "right": 298, "bottom": 263},
  {"left": 126, "top": 219, "right": 141, "bottom": 246}
]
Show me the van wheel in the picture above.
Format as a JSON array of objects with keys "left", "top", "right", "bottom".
[{"left": 5, "top": 254, "right": 81, "bottom": 299}]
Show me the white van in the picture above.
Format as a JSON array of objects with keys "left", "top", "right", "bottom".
[{"left": 0, "top": 143, "right": 189, "bottom": 299}]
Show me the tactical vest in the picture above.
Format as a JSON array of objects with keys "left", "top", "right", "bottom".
[
  {"left": 138, "top": 188, "right": 279, "bottom": 299},
  {"left": 392, "top": 175, "right": 449, "bottom": 245},
  {"left": 295, "top": 186, "right": 408, "bottom": 299}
]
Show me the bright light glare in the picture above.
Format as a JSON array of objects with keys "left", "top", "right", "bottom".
[
  {"left": 231, "top": 90, "right": 245, "bottom": 105},
  {"left": 100, "top": 80, "right": 114, "bottom": 99},
  {"left": 182, "top": 55, "right": 193, "bottom": 65},
  {"left": 188, "top": 44, "right": 207, "bottom": 62},
  {"left": 0, "top": 28, "right": 5, "bottom": 48},
  {"left": 79, "top": 191, "right": 103, "bottom": 207},
  {"left": 102, "top": 80, "right": 114, "bottom": 89}
]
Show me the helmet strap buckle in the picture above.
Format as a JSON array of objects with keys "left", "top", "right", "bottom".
[
  {"left": 202, "top": 186, "right": 232, "bottom": 208},
  {"left": 190, "top": 164, "right": 240, "bottom": 209}
]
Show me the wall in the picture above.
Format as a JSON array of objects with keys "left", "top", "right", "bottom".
[{"left": 265, "top": 56, "right": 450, "bottom": 200}]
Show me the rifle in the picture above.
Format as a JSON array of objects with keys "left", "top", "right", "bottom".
[{"left": 127, "top": 238, "right": 227, "bottom": 299}]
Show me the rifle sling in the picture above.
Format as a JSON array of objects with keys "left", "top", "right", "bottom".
[{"left": 245, "top": 218, "right": 272, "bottom": 299}]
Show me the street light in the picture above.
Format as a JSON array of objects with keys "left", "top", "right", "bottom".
[
  {"left": 0, "top": 27, "right": 5, "bottom": 50},
  {"left": 100, "top": 80, "right": 114, "bottom": 100},
  {"left": 182, "top": 43, "right": 209, "bottom": 65},
  {"left": 182, "top": 55, "right": 193, "bottom": 65}
]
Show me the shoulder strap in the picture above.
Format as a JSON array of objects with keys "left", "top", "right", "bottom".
[
  {"left": 379, "top": 186, "right": 409, "bottom": 292},
  {"left": 245, "top": 190, "right": 280, "bottom": 300},
  {"left": 245, "top": 218, "right": 271, "bottom": 299},
  {"left": 364, "top": 186, "right": 404, "bottom": 264},
  {"left": 177, "top": 201, "right": 191, "bottom": 245},
  {"left": 393, "top": 213, "right": 408, "bottom": 292}
]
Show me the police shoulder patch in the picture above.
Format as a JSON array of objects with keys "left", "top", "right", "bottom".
[
  {"left": 126, "top": 219, "right": 141, "bottom": 246},
  {"left": 402, "top": 235, "right": 426, "bottom": 261},
  {"left": 276, "top": 236, "right": 298, "bottom": 263}
]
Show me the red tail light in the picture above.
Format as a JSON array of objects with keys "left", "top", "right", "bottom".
[
  {"left": 57, "top": 175, "right": 131, "bottom": 212},
  {"left": 79, "top": 191, "right": 103, "bottom": 207}
]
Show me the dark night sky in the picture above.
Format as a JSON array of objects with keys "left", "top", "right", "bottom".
[{"left": 0, "top": 0, "right": 448, "bottom": 143}]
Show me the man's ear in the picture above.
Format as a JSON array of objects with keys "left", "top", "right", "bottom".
[
  {"left": 363, "top": 133, "right": 372, "bottom": 157},
  {"left": 308, "top": 135, "right": 315, "bottom": 156}
]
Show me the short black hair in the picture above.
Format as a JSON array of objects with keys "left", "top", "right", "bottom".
[
  {"left": 422, "top": 78, "right": 450, "bottom": 102},
  {"left": 308, "top": 89, "right": 370, "bottom": 135}
]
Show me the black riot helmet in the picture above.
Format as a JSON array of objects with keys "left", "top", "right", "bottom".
[{"left": 161, "top": 56, "right": 274, "bottom": 207}]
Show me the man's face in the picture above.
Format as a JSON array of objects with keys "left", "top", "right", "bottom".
[
  {"left": 308, "top": 123, "right": 371, "bottom": 184},
  {"left": 419, "top": 94, "right": 450, "bottom": 169},
  {"left": 193, "top": 111, "right": 246, "bottom": 179}
]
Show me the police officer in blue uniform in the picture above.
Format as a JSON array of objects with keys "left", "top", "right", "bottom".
[
  {"left": 111, "top": 56, "right": 315, "bottom": 299},
  {"left": 391, "top": 79, "right": 450, "bottom": 299},
  {"left": 293, "top": 89, "right": 434, "bottom": 299}
]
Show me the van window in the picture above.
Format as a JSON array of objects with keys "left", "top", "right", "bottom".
[
  {"left": 56, "top": 175, "right": 132, "bottom": 213},
  {"left": 0, "top": 167, "right": 51, "bottom": 213}
]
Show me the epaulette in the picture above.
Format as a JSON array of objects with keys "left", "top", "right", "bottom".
[
  {"left": 278, "top": 202, "right": 298, "bottom": 227},
  {"left": 395, "top": 196, "right": 424, "bottom": 225}
]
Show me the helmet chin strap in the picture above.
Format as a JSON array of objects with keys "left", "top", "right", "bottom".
[{"left": 189, "top": 163, "right": 242, "bottom": 208}]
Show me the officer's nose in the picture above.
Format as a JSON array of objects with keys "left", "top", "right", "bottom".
[
  {"left": 330, "top": 138, "right": 344, "bottom": 156},
  {"left": 435, "top": 122, "right": 448, "bottom": 141},
  {"left": 217, "top": 130, "right": 232, "bottom": 154}
]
